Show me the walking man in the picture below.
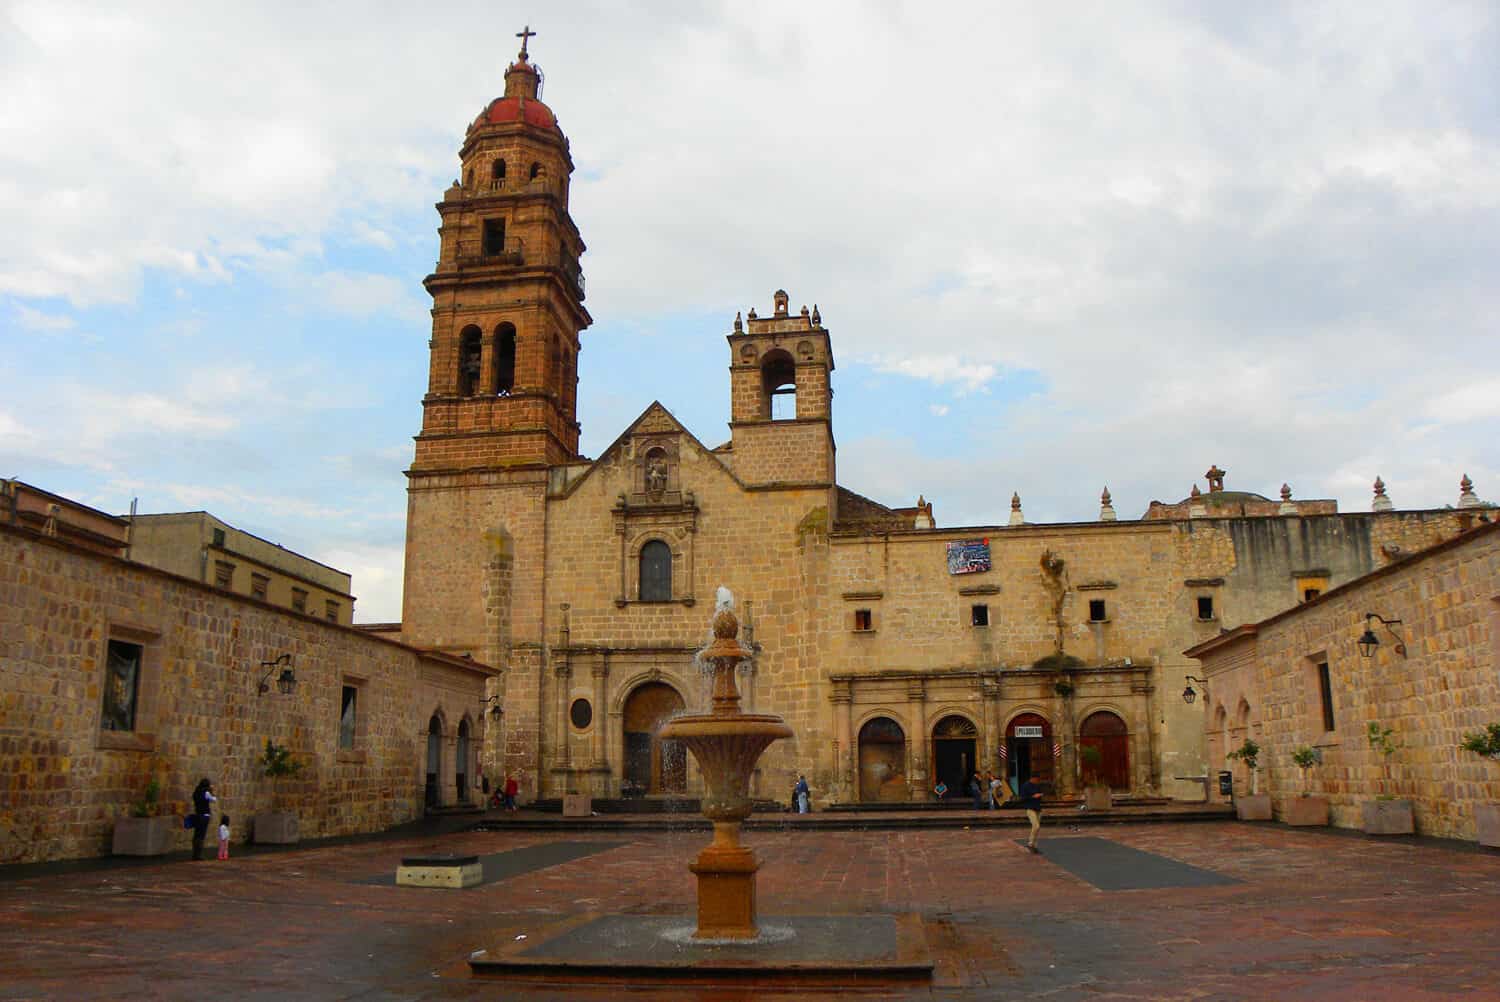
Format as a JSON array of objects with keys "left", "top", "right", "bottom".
[{"left": 1018, "top": 775, "right": 1046, "bottom": 853}]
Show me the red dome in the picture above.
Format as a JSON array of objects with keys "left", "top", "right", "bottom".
[{"left": 473, "top": 96, "right": 556, "bottom": 131}]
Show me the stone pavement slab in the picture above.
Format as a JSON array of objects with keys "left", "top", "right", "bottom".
[
  {"left": 1020, "top": 834, "right": 1240, "bottom": 889},
  {"left": 0, "top": 822, "right": 1498, "bottom": 1000}
]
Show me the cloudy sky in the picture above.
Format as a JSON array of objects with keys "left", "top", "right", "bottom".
[{"left": 2, "top": 2, "right": 1496, "bottom": 622}]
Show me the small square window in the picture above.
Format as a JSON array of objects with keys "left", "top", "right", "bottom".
[
  {"left": 339, "top": 685, "right": 358, "bottom": 750},
  {"left": 853, "top": 609, "right": 873, "bottom": 631},
  {"left": 291, "top": 588, "right": 308, "bottom": 613},
  {"left": 971, "top": 604, "right": 990, "bottom": 627},
  {"left": 1197, "top": 596, "right": 1214, "bottom": 620},
  {"left": 1302, "top": 587, "right": 1322, "bottom": 603},
  {"left": 251, "top": 574, "right": 269, "bottom": 601},
  {"left": 211, "top": 528, "right": 225, "bottom": 547},
  {"left": 325, "top": 600, "right": 339, "bottom": 623},
  {"left": 1088, "top": 599, "right": 1107, "bottom": 622},
  {"left": 102, "top": 640, "right": 142, "bottom": 732},
  {"left": 214, "top": 561, "right": 234, "bottom": 589}
]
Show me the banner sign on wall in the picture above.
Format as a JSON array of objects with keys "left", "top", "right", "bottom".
[
  {"left": 946, "top": 538, "right": 991, "bottom": 575},
  {"left": 1013, "top": 725, "right": 1044, "bottom": 739}
]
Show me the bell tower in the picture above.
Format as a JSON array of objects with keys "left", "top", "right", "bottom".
[
  {"left": 412, "top": 28, "right": 590, "bottom": 474},
  {"left": 403, "top": 29, "right": 589, "bottom": 672}
]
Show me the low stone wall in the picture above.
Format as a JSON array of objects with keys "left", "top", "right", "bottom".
[{"left": 0, "top": 524, "right": 493, "bottom": 864}]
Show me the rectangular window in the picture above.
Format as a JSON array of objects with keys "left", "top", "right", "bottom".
[
  {"left": 853, "top": 609, "right": 872, "bottom": 631},
  {"left": 325, "top": 600, "right": 339, "bottom": 623},
  {"left": 339, "top": 685, "right": 358, "bottom": 750},
  {"left": 1317, "top": 662, "right": 1335, "bottom": 732},
  {"left": 1302, "top": 587, "right": 1322, "bottom": 603},
  {"left": 251, "top": 574, "right": 269, "bottom": 600},
  {"left": 1088, "top": 599, "right": 1107, "bottom": 622},
  {"left": 211, "top": 527, "right": 225, "bottom": 547},
  {"left": 971, "top": 604, "right": 989, "bottom": 627},
  {"left": 213, "top": 561, "right": 234, "bottom": 589},
  {"left": 482, "top": 218, "right": 506, "bottom": 256},
  {"left": 291, "top": 588, "right": 308, "bottom": 613},
  {"left": 1197, "top": 596, "right": 1215, "bottom": 620},
  {"left": 101, "top": 639, "right": 142, "bottom": 731}
]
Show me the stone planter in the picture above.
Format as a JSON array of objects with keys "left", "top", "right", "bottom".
[
  {"left": 1474, "top": 803, "right": 1500, "bottom": 848},
  {"left": 1282, "top": 796, "right": 1329, "bottom": 827},
  {"left": 1362, "top": 799, "right": 1414, "bottom": 835},
  {"left": 1235, "top": 793, "right": 1272, "bottom": 821},
  {"left": 252, "top": 811, "right": 300, "bottom": 844},
  {"left": 111, "top": 815, "right": 178, "bottom": 856},
  {"left": 1083, "top": 786, "right": 1111, "bottom": 811}
]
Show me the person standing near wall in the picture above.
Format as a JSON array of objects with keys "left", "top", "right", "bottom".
[{"left": 189, "top": 779, "right": 216, "bottom": 861}]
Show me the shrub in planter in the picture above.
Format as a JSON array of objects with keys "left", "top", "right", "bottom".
[
  {"left": 1227, "top": 738, "right": 1271, "bottom": 820},
  {"left": 252, "top": 739, "right": 305, "bottom": 845},
  {"left": 1283, "top": 746, "right": 1329, "bottom": 827},
  {"left": 1362, "top": 722, "right": 1413, "bottom": 835},
  {"left": 111, "top": 773, "right": 177, "bottom": 856},
  {"left": 1460, "top": 723, "right": 1500, "bottom": 847}
]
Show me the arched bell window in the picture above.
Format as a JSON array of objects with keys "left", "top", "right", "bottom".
[
  {"left": 639, "top": 540, "right": 672, "bottom": 602},
  {"left": 761, "top": 349, "right": 796, "bottom": 420},
  {"left": 494, "top": 322, "right": 516, "bottom": 395},
  {"left": 491, "top": 158, "right": 506, "bottom": 181},
  {"left": 457, "top": 326, "right": 482, "bottom": 396}
]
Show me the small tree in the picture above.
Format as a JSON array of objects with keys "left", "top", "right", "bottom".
[
  {"left": 1226, "top": 738, "right": 1261, "bottom": 795},
  {"left": 1367, "top": 721, "right": 1398, "bottom": 798},
  {"left": 1460, "top": 723, "right": 1500, "bottom": 762},
  {"left": 1291, "top": 746, "right": 1319, "bottom": 797},
  {"left": 127, "top": 753, "right": 169, "bottom": 817},
  {"left": 1079, "top": 744, "right": 1104, "bottom": 787},
  {"left": 260, "top": 738, "right": 305, "bottom": 810}
]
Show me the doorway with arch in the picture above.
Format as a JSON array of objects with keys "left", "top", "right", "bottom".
[
  {"left": 1078, "top": 710, "right": 1131, "bottom": 790},
  {"left": 622, "top": 681, "right": 687, "bottom": 796},
  {"left": 857, "top": 716, "right": 907, "bottom": 801},
  {"left": 1006, "top": 712, "right": 1054, "bottom": 792},
  {"left": 932, "top": 714, "right": 978, "bottom": 800}
]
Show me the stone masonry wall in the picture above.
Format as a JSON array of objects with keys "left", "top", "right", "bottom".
[{"left": 0, "top": 524, "right": 493, "bottom": 864}]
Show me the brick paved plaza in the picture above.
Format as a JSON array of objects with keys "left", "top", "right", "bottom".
[{"left": 3, "top": 819, "right": 1499, "bottom": 1000}]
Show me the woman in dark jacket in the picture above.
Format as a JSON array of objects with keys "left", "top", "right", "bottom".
[{"left": 190, "top": 779, "right": 216, "bottom": 860}]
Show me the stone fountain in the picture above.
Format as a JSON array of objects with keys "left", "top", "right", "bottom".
[{"left": 658, "top": 587, "right": 792, "bottom": 940}]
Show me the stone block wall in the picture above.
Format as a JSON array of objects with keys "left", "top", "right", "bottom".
[{"left": 0, "top": 524, "right": 493, "bottom": 864}]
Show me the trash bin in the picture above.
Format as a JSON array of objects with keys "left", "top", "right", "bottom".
[{"left": 1217, "top": 770, "right": 1233, "bottom": 797}]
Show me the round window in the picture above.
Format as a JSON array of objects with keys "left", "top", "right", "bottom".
[{"left": 569, "top": 698, "right": 593, "bottom": 730}]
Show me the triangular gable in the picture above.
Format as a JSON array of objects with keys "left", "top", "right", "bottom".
[{"left": 552, "top": 401, "right": 746, "bottom": 500}]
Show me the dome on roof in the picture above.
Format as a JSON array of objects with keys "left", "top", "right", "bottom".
[
  {"left": 472, "top": 96, "right": 557, "bottom": 131},
  {"left": 1188, "top": 490, "right": 1271, "bottom": 505}
]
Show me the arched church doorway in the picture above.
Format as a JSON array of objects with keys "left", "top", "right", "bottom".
[
  {"left": 1079, "top": 711, "right": 1130, "bottom": 790},
  {"left": 932, "top": 715, "right": 978, "bottom": 800},
  {"left": 857, "top": 717, "right": 907, "bottom": 802},
  {"left": 456, "top": 719, "right": 471, "bottom": 803},
  {"left": 1006, "top": 712, "right": 1054, "bottom": 791},
  {"left": 622, "top": 682, "right": 686, "bottom": 796},
  {"left": 425, "top": 715, "right": 442, "bottom": 808}
]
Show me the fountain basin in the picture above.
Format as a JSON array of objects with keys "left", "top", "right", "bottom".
[{"left": 658, "top": 714, "right": 793, "bottom": 822}]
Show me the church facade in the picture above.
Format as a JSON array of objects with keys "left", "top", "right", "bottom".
[{"left": 396, "top": 41, "right": 1482, "bottom": 807}]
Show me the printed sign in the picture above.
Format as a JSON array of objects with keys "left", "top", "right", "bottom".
[
  {"left": 1013, "top": 725, "right": 1044, "bottom": 739},
  {"left": 946, "top": 538, "right": 991, "bottom": 576}
]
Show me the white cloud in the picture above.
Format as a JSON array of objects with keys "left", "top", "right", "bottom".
[
  {"left": 871, "top": 356, "right": 998, "bottom": 395},
  {"left": 11, "top": 303, "right": 73, "bottom": 331},
  {"left": 929, "top": 404, "right": 950, "bottom": 417}
]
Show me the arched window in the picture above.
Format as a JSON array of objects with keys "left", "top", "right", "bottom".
[
  {"left": 495, "top": 323, "right": 516, "bottom": 395},
  {"left": 761, "top": 349, "right": 796, "bottom": 420},
  {"left": 456, "top": 719, "right": 471, "bottom": 801},
  {"left": 491, "top": 158, "right": 506, "bottom": 181},
  {"left": 639, "top": 540, "right": 672, "bottom": 602},
  {"left": 529, "top": 161, "right": 544, "bottom": 180},
  {"left": 458, "top": 326, "right": 482, "bottom": 396}
]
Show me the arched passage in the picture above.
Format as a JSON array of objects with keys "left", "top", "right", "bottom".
[
  {"left": 761, "top": 349, "right": 796, "bottom": 420},
  {"left": 857, "top": 717, "right": 907, "bottom": 802},
  {"left": 622, "top": 681, "right": 686, "bottom": 796},
  {"left": 425, "top": 715, "right": 443, "bottom": 808},
  {"left": 1079, "top": 710, "right": 1130, "bottom": 790},
  {"left": 932, "top": 715, "right": 978, "bottom": 800},
  {"left": 1006, "top": 712, "right": 1054, "bottom": 791},
  {"left": 456, "top": 719, "right": 471, "bottom": 802}
]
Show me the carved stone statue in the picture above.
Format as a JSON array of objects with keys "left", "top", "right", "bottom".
[{"left": 645, "top": 455, "right": 668, "bottom": 494}]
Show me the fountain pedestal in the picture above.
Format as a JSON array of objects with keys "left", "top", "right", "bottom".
[{"left": 689, "top": 823, "right": 761, "bottom": 938}]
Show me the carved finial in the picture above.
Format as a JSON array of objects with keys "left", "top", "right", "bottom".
[
  {"left": 917, "top": 494, "right": 926, "bottom": 507},
  {"left": 811, "top": 304, "right": 821, "bottom": 325},
  {"left": 1099, "top": 486, "right": 1117, "bottom": 522},
  {"left": 1280, "top": 483, "right": 1292, "bottom": 502},
  {"left": 747, "top": 307, "right": 757, "bottom": 320},
  {"left": 1278, "top": 483, "right": 1296, "bottom": 515},
  {"left": 800, "top": 304, "right": 809, "bottom": 318},
  {"left": 1190, "top": 484, "right": 1202, "bottom": 498},
  {"left": 1009, "top": 492, "right": 1024, "bottom": 526},
  {"left": 1374, "top": 475, "right": 1387, "bottom": 497},
  {"left": 1459, "top": 473, "right": 1481, "bottom": 509},
  {"left": 733, "top": 311, "right": 743, "bottom": 333},
  {"left": 1372, "top": 475, "right": 1394, "bottom": 512}
]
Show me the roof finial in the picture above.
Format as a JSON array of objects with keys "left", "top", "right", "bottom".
[
  {"left": 1099, "top": 486, "right": 1117, "bottom": 522},
  {"left": 516, "top": 24, "right": 536, "bottom": 60},
  {"left": 1009, "top": 492, "right": 1024, "bottom": 526},
  {"left": 733, "top": 311, "right": 743, "bottom": 333},
  {"left": 1279, "top": 483, "right": 1296, "bottom": 515},
  {"left": 1372, "top": 475, "right": 1393, "bottom": 512},
  {"left": 1459, "top": 473, "right": 1481, "bottom": 509}
]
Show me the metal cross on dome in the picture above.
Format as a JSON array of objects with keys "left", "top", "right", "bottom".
[{"left": 516, "top": 25, "right": 536, "bottom": 57}]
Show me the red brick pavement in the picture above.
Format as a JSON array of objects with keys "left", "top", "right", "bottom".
[{"left": 1, "top": 821, "right": 1499, "bottom": 1000}]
